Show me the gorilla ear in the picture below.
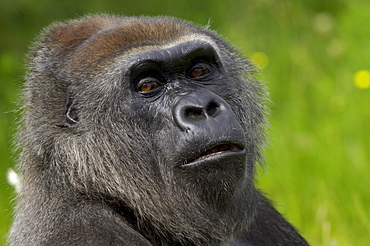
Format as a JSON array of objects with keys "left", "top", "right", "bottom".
[{"left": 57, "top": 93, "right": 79, "bottom": 128}]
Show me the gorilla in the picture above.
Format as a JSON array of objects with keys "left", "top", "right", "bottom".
[{"left": 9, "top": 15, "right": 309, "bottom": 245}]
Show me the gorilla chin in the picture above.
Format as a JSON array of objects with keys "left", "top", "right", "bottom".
[{"left": 178, "top": 145, "right": 248, "bottom": 205}]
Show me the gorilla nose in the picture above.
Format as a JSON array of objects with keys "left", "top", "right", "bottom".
[{"left": 173, "top": 91, "right": 233, "bottom": 132}]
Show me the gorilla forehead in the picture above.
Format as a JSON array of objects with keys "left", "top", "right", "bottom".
[{"left": 54, "top": 15, "right": 216, "bottom": 69}]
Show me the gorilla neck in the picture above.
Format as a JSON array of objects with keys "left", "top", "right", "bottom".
[{"left": 109, "top": 179, "right": 257, "bottom": 245}]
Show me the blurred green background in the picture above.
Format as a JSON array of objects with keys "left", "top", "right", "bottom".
[{"left": 1, "top": 0, "right": 369, "bottom": 245}]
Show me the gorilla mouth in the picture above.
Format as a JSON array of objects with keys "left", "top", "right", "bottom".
[
  {"left": 200, "top": 143, "right": 241, "bottom": 158},
  {"left": 194, "top": 142, "right": 244, "bottom": 161},
  {"left": 181, "top": 142, "right": 245, "bottom": 167}
]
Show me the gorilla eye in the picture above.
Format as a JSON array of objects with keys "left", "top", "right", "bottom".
[
  {"left": 189, "top": 64, "right": 210, "bottom": 78},
  {"left": 137, "top": 77, "right": 160, "bottom": 92}
]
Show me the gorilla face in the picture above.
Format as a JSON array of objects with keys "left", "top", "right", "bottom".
[{"left": 126, "top": 41, "right": 248, "bottom": 197}]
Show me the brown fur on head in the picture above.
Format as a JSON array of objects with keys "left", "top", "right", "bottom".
[{"left": 37, "top": 16, "right": 201, "bottom": 68}]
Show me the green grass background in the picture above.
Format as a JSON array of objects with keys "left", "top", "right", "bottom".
[{"left": 1, "top": 0, "right": 369, "bottom": 245}]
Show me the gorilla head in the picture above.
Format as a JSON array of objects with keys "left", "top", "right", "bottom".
[{"left": 9, "top": 15, "right": 307, "bottom": 246}]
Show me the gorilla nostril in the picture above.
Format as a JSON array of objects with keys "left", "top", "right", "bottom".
[
  {"left": 206, "top": 101, "right": 220, "bottom": 118},
  {"left": 183, "top": 101, "right": 221, "bottom": 122},
  {"left": 184, "top": 107, "right": 206, "bottom": 121}
]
